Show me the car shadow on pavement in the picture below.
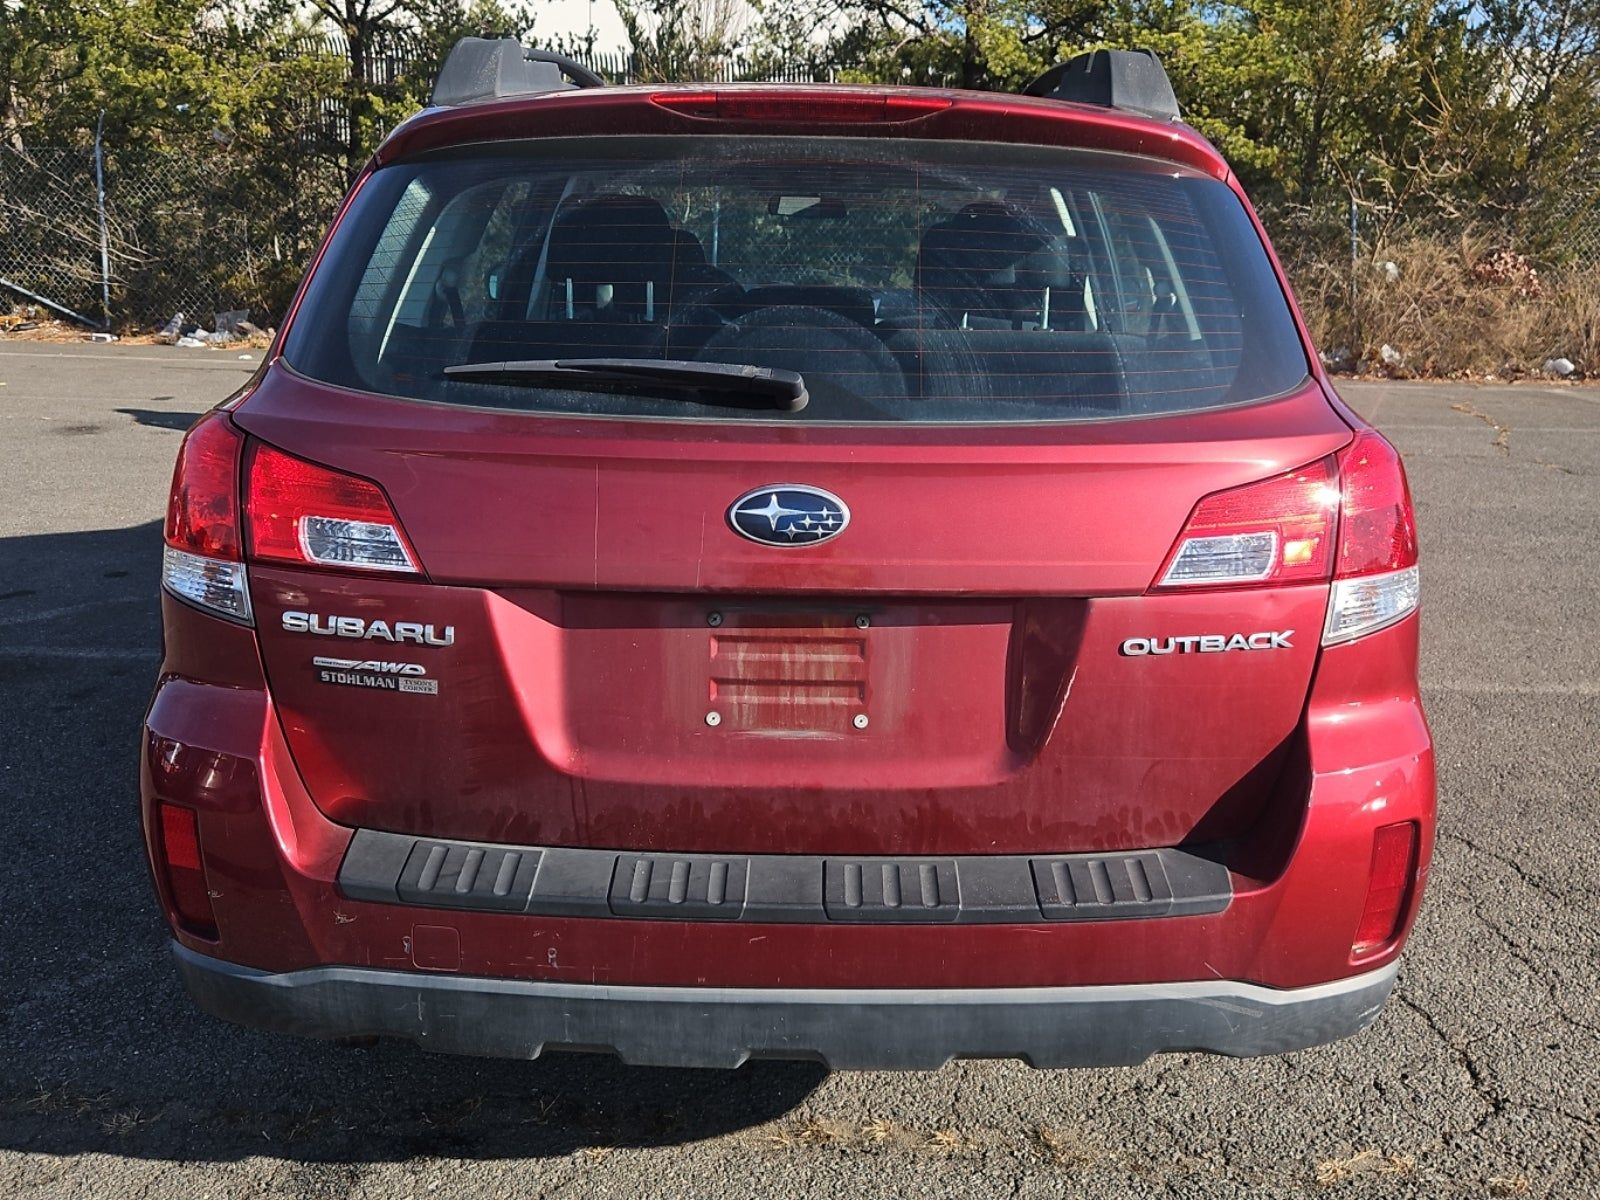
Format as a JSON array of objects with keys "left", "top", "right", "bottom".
[
  {"left": 0, "top": 520, "right": 824, "bottom": 1164},
  {"left": 115, "top": 407, "right": 205, "bottom": 432}
]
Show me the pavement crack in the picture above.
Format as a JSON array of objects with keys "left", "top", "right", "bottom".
[
  {"left": 1448, "top": 399, "right": 1581, "bottom": 472},
  {"left": 1438, "top": 829, "right": 1587, "bottom": 914},
  {"left": 1466, "top": 908, "right": 1600, "bottom": 1038},
  {"left": 1451, "top": 401, "right": 1511, "bottom": 454},
  {"left": 1391, "top": 991, "right": 1506, "bottom": 1141}
]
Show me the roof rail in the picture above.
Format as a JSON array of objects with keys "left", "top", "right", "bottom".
[
  {"left": 1024, "top": 49, "right": 1180, "bottom": 122},
  {"left": 431, "top": 38, "right": 605, "bottom": 107}
]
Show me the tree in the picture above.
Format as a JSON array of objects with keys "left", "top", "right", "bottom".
[
  {"left": 613, "top": 0, "right": 752, "bottom": 81},
  {"left": 305, "top": 0, "right": 537, "bottom": 178}
]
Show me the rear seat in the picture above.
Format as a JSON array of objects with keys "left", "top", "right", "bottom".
[
  {"left": 465, "top": 193, "right": 732, "bottom": 363},
  {"left": 881, "top": 202, "right": 1127, "bottom": 414},
  {"left": 883, "top": 325, "right": 1127, "bottom": 414}
]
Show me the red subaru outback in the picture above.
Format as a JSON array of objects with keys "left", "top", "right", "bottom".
[{"left": 144, "top": 42, "right": 1433, "bottom": 1069}]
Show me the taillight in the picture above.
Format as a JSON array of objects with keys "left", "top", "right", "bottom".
[
  {"left": 157, "top": 802, "right": 218, "bottom": 939},
  {"left": 651, "top": 91, "right": 952, "bottom": 123},
  {"left": 1352, "top": 820, "right": 1419, "bottom": 957},
  {"left": 1323, "top": 430, "right": 1420, "bottom": 645},
  {"left": 1154, "top": 457, "right": 1340, "bottom": 589},
  {"left": 162, "top": 413, "right": 252, "bottom": 623},
  {"left": 1153, "top": 431, "right": 1420, "bottom": 644},
  {"left": 244, "top": 443, "right": 421, "bottom": 574}
]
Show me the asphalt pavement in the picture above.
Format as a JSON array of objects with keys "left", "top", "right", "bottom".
[{"left": 0, "top": 341, "right": 1595, "bottom": 1199}]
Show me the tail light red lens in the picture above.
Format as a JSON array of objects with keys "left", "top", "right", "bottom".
[
  {"left": 1324, "top": 430, "right": 1421, "bottom": 644},
  {"left": 157, "top": 802, "right": 218, "bottom": 938},
  {"left": 1154, "top": 430, "right": 1421, "bottom": 642},
  {"left": 1154, "top": 457, "right": 1339, "bottom": 589},
  {"left": 244, "top": 443, "right": 421, "bottom": 575},
  {"left": 652, "top": 91, "right": 951, "bottom": 123},
  {"left": 162, "top": 413, "right": 253, "bottom": 622},
  {"left": 165, "top": 413, "right": 243, "bottom": 559},
  {"left": 1352, "top": 821, "right": 1419, "bottom": 957},
  {"left": 1333, "top": 430, "right": 1419, "bottom": 577}
]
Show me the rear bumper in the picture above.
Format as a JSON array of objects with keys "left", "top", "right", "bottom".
[{"left": 172, "top": 940, "right": 1398, "bottom": 1070}]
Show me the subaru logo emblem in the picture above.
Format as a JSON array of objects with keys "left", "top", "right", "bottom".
[{"left": 728, "top": 485, "right": 850, "bottom": 547}]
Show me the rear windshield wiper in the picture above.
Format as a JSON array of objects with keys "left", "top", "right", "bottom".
[{"left": 443, "top": 358, "right": 808, "bottom": 413}]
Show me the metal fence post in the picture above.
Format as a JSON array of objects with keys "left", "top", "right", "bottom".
[{"left": 94, "top": 111, "right": 111, "bottom": 329}]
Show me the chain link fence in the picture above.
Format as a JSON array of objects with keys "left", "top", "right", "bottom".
[
  {"left": 0, "top": 45, "right": 847, "bottom": 332},
  {"left": 1551, "top": 188, "right": 1600, "bottom": 266},
  {"left": 0, "top": 145, "right": 106, "bottom": 325},
  {"left": 2, "top": 137, "right": 343, "bottom": 330},
  {"left": 6, "top": 45, "right": 1598, "bottom": 332}
]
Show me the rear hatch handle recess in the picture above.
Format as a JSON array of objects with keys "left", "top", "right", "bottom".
[{"left": 443, "top": 358, "right": 809, "bottom": 412}]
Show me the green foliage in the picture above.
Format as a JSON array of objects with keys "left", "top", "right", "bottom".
[
  {"left": 807, "top": 0, "right": 1600, "bottom": 253},
  {"left": 613, "top": 0, "right": 748, "bottom": 82},
  {"left": 3, "top": 0, "right": 1596, "bottom": 323}
]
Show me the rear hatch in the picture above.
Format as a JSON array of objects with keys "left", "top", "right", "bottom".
[{"left": 241, "top": 126, "right": 1347, "bottom": 856}]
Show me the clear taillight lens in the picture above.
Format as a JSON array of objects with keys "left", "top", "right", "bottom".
[
  {"left": 1154, "top": 431, "right": 1420, "bottom": 645},
  {"left": 162, "top": 413, "right": 252, "bottom": 623},
  {"left": 1155, "top": 457, "right": 1340, "bottom": 589},
  {"left": 244, "top": 443, "right": 421, "bottom": 575},
  {"left": 161, "top": 545, "right": 252, "bottom": 623},
  {"left": 1323, "top": 431, "right": 1420, "bottom": 645},
  {"left": 1324, "top": 565, "right": 1420, "bottom": 645}
]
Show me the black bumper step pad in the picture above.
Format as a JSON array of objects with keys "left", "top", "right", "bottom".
[
  {"left": 608, "top": 854, "right": 748, "bottom": 919},
  {"left": 340, "top": 830, "right": 1232, "bottom": 925},
  {"left": 395, "top": 839, "right": 542, "bottom": 911}
]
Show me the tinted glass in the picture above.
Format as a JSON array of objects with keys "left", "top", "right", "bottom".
[{"left": 284, "top": 136, "right": 1309, "bottom": 423}]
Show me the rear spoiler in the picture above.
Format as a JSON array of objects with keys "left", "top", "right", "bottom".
[{"left": 430, "top": 39, "right": 1180, "bottom": 123}]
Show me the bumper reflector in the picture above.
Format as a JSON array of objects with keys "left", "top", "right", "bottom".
[
  {"left": 158, "top": 802, "right": 218, "bottom": 938},
  {"left": 1353, "top": 821, "right": 1418, "bottom": 957}
]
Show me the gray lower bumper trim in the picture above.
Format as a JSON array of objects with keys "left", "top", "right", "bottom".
[
  {"left": 172, "top": 943, "right": 1398, "bottom": 1070},
  {"left": 336, "top": 827, "right": 1234, "bottom": 925}
]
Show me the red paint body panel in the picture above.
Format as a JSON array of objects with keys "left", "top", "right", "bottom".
[
  {"left": 143, "top": 82, "right": 1435, "bottom": 1031},
  {"left": 146, "top": 594, "right": 1431, "bottom": 990},
  {"left": 234, "top": 371, "right": 1349, "bottom": 594},
  {"left": 375, "top": 86, "right": 1232, "bottom": 179},
  {"left": 247, "top": 563, "right": 1330, "bottom": 854}
]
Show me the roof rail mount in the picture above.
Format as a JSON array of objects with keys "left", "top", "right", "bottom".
[
  {"left": 432, "top": 38, "right": 605, "bottom": 107},
  {"left": 1025, "top": 49, "right": 1179, "bottom": 122}
]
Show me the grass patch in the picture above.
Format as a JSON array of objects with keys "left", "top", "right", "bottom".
[
  {"left": 1287, "top": 233, "right": 1600, "bottom": 378},
  {"left": 1314, "top": 1147, "right": 1417, "bottom": 1186}
]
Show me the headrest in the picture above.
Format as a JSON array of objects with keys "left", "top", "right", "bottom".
[
  {"left": 916, "top": 203, "right": 1048, "bottom": 319},
  {"left": 668, "top": 229, "right": 707, "bottom": 267},
  {"left": 556, "top": 193, "right": 671, "bottom": 231},
  {"left": 548, "top": 194, "right": 675, "bottom": 281},
  {"left": 917, "top": 204, "right": 1044, "bottom": 285}
]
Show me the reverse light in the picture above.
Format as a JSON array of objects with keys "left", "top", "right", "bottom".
[
  {"left": 157, "top": 801, "right": 218, "bottom": 938},
  {"left": 162, "top": 413, "right": 252, "bottom": 623},
  {"left": 1155, "top": 458, "right": 1339, "bottom": 589},
  {"left": 1323, "top": 430, "right": 1420, "bottom": 645},
  {"left": 245, "top": 443, "right": 421, "bottom": 574},
  {"left": 1352, "top": 821, "right": 1419, "bottom": 957}
]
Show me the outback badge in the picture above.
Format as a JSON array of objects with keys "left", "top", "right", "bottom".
[{"left": 728, "top": 485, "right": 850, "bottom": 547}]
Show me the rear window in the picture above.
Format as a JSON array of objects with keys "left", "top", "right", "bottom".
[{"left": 284, "top": 135, "right": 1309, "bottom": 423}]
